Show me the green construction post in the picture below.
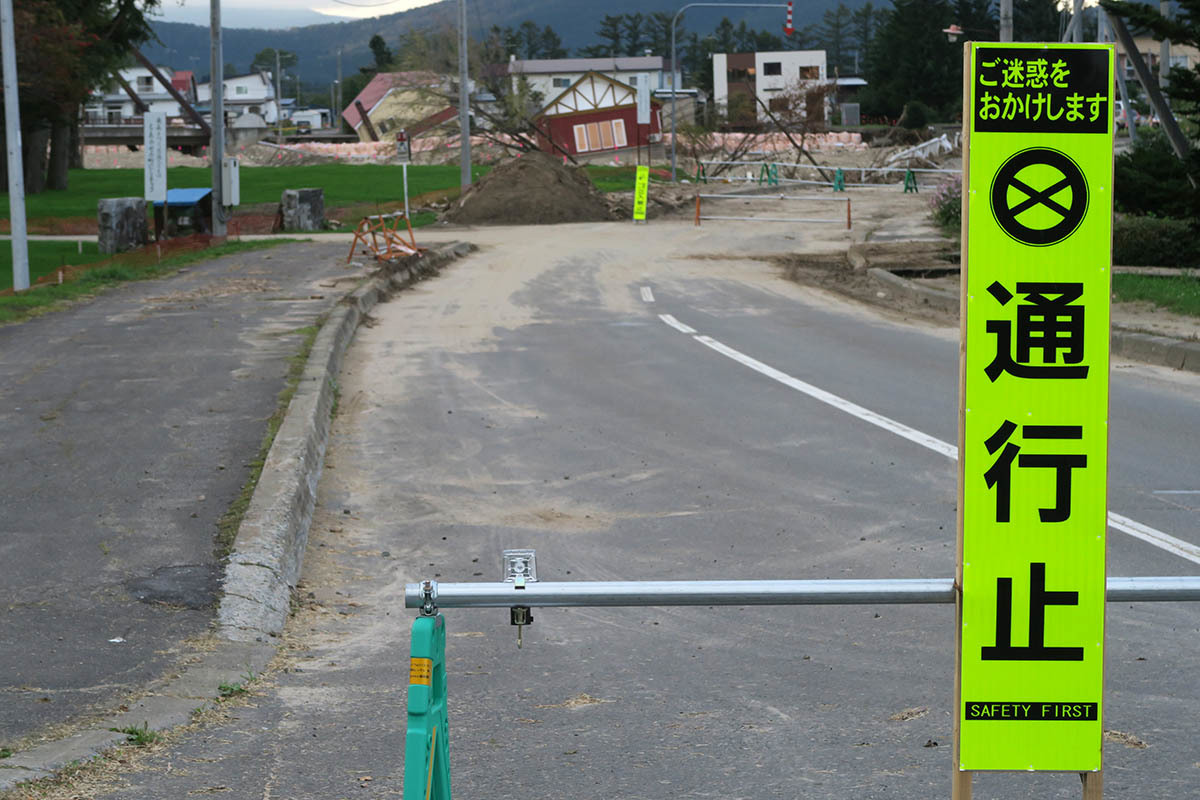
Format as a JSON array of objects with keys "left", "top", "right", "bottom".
[
  {"left": 404, "top": 614, "right": 451, "bottom": 800},
  {"left": 695, "top": 163, "right": 707, "bottom": 184},
  {"left": 833, "top": 168, "right": 846, "bottom": 192},
  {"left": 903, "top": 169, "right": 919, "bottom": 193}
]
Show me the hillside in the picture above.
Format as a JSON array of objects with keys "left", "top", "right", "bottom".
[{"left": 142, "top": 0, "right": 867, "bottom": 85}]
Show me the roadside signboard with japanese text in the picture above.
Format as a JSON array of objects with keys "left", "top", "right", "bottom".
[
  {"left": 958, "top": 42, "right": 1113, "bottom": 773},
  {"left": 633, "top": 165, "right": 649, "bottom": 222},
  {"left": 143, "top": 112, "right": 167, "bottom": 204}
]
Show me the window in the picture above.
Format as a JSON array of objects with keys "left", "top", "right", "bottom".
[
  {"left": 137, "top": 76, "right": 153, "bottom": 93},
  {"left": 799, "top": 66, "right": 820, "bottom": 80},
  {"left": 236, "top": 85, "right": 248, "bottom": 95},
  {"left": 769, "top": 97, "right": 790, "bottom": 112},
  {"left": 572, "top": 118, "right": 629, "bottom": 152},
  {"left": 763, "top": 62, "right": 782, "bottom": 75},
  {"left": 552, "top": 77, "right": 570, "bottom": 88},
  {"left": 628, "top": 75, "right": 637, "bottom": 85}
]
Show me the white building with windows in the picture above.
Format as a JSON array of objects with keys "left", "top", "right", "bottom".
[
  {"left": 712, "top": 50, "right": 828, "bottom": 123},
  {"left": 197, "top": 71, "right": 281, "bottom": 124},
  {"left": 86, "top": 66, "right": 199, "bottom": 123},
  {"left": 507, "top": 56, "right": 681, "bottom": 102}
]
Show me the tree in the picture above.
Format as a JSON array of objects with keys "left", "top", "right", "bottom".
[
  {"left": 623, "top": 13, "right": 646, "bottom": 55},
  {"left": 249, "top": 48, "right": 298, "bottom": 75},
  {"left": 1013, "top": 0, "right": 1060, "bottom": 41},
  {"left": 859, "top": 0, "right": 959, "bottom": 119},
  {"left": 586, "top": 15, "right": 624, "bottom": 56},
  {"left": 1101, "top": 0, "right": 1200, "bottom": 220},
  {"left": 850, "top": 3, "right": 878, "bottom": 73},
  {"left": 538, "top": 26, "right": 568, "bottom": 59},
  {"left": 813, "top": 4, "right": 855, "bottom": 75},
  {"left": 369, "top": 34, "right": 393, "bottom": 70},
  {"left": 0, "top": 0, "right": 159, "bottom": 193},
  {"left": 645, "top": 12, "right": 681, "bottom": 57}
]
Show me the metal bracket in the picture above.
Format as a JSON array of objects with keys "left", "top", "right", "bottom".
[
  {"left": 501, "top": 549, "right": 538, "bottom": 588},
  {"left": 419, "top": 580, "right": 439, "bottom": 617}
]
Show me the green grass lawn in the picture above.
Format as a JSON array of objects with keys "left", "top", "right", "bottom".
[
  {"left": 584, "top": 164, "right": 671, "bottom": 193},
  {"left": 0, "top": 240, "right": 106, "bottom": 288},
  {"left": 1113, "top": 272, "right": 1200, "bottom": 318},
  {"left": 0, "top": 164, "right": 491, "bottom": 225}
]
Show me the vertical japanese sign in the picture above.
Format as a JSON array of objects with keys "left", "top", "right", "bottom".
[
  {"left": 143, "top": 111, "right": 167, "bottom": 204},
  {"left": 633, "top": 165, "right": 649, "bottom": 222},
  {"left": 958, "top": 43, "right": 1113, "bottom": 772}
]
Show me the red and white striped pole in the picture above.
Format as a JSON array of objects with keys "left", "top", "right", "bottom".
[{"left": 783, "top": 1, "right": 794, "bottom": 36}]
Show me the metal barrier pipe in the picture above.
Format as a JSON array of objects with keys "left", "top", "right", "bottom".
[
  {"left": 699, "top": 160, "right": 963, "bottom": 174},
  {"left": 406, "top": 575, "right": 1200, "bottom": 610}
]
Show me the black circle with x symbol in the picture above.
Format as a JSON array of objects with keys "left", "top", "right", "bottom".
[{"left": 990, "top": 147, "right": 1088, "bottom": 246}]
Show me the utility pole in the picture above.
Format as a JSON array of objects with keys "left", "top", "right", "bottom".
[
  {"left": 1160, "top": 0, "right": 1170, "bottom": 88},
  {"left": 999, "top": 0, "right": 1012, "bottom": 41},
  {"left": 336, "top": 49, "right": 342, "bottom": 124},
  {"left": 210, "top": 0, "right": 226, "bottom": 237},
  {"left": 1, "top": 0, "right": 28, "bottom": 291},
  {"left": 275, "top": 49, "right": 283, "bottom": 140},
  {"left": 458, "top": 0, "right": 471, "bottom": 189}
]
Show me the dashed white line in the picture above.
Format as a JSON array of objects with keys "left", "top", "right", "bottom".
[
  {"left": 660, "top": 315, "right": 1200, "bottom": 566},
  {"left": 1153, "top": 490, "right": 1200, "bottom": 495},
  {"left": 659, "top": 314, "right": 697, "bottom": 334},
  {"left": 640, "top": 286, "right": 655, "bottom": 303}
]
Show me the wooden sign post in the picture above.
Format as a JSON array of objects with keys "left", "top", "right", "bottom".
[{"left": 955, "top": 41, "right": 1114, "bottom": 799}]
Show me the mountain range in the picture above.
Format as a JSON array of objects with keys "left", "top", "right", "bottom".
[{"left": 141, "top": 0, "right": 866, "bottom": 87}]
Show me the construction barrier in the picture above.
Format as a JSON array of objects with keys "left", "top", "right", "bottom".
[
  {"left": 401, "top": 555, "right": 1200, "bottom": 800},
  {"left": 698, "top": 160, "right": 960, "bottom": 191},
  {"left": 694, "top": 192, "right": 851, "bottom": 230},
  {"left": 347, "top": 212, "right": 425, "bottom": 263},
  {"left": 404, "top": 611, "right": 451, "bottom": 800}
]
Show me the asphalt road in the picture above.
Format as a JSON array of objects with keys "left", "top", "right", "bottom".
[
  {"left": 67, "top": 218, "right": 1200, "bottom": 800},
  {"left": 0, "top": 241, "right": 366, "bottom": 749}
]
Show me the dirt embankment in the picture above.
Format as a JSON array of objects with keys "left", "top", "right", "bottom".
[{"left": 441, "top": 151, "right": 619, "bottom": 225}]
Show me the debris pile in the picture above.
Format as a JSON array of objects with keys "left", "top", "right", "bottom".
[{"left": 441, "top": 151, "right": 619, "bottom": 225}]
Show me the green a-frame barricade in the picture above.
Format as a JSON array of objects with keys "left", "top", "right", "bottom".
[
  {"left": 758, "top": 163, "right": 780, "bottom": 186},
  {"left": 903, "top": 169, "right": 919, "bottom": 193},
  {"left": 405, "top": 613, "right": 451, "bottom": 800}
]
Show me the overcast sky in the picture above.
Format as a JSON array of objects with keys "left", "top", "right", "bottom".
[{"left": 151, "top": 0, "right": 439, "bottom": 29}]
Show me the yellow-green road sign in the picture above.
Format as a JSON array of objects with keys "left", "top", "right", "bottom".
[
  {"left": 958, "top": 42, "right": 1113, "bottom": 773},
  {"left": 633, "top": 165, "right": 649, "bottom": 222}
]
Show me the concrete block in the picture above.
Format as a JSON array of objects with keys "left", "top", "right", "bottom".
[
  {"left": 280, "top": 188, "right": 325, "bottom": 231},
  {"left": 97, "top": 198, "right": 148, "bottom": 254}
]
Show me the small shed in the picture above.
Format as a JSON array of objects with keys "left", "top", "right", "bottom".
[{"left": 533, "top": 71, "right": 662, "bottom": 159}]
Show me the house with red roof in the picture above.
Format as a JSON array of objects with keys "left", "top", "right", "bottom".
[{"left": 342, "top": 71, "right": 451, "bottom": 142}]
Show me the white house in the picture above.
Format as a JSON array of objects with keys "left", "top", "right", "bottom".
[
  {"left": 86, "top": 66, "right": 199, "bottom": 123},
  {"left": 197, "top": 71, "right": 280, "bottom": 124},
  {"left": 712, "top": 50, "right": 828, "bottom": 123},
  {"left": 507, "top": 56, "right": 681, "bottom": 103}
]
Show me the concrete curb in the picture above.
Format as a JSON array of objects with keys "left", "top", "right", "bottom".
[
  {"left": 864, "top": 267, "right": 1200, "bottom": 375},
  {"left": 0, "top": 241, "right": 475, "bottom": 793},
  {"left": 218, "top": 240, "right": 475, "bottom": 642}
]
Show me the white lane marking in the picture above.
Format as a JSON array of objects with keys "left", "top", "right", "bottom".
[
  {"left": 663, "top": 319, "right": 1200, "bottom": 566},
  {"left": 1107, "top": 513, "right": 1200, "bottom": 565},
  {"left": 640, "top": 286, "right": 655, "bottom": 303},
  {"left": 659, "top": 314, "right": 697, "bottom": 334},
  {"left": 693, "top": 335, "right": 958, "bottom": 459},
  {"left": 1153, "top": 490, "right": 1200, "bottom": 495}
]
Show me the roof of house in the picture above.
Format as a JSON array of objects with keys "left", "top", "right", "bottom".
[
  {"left": 341, "top": 71, "right": 442, "bottom": 129},
  {"left": 510, "top": 56, "right": 664, "bottom": 75},
  {"left": 535, "top": 70, "right": 659, "bottom": 120},
  {"left": 171, "top": 70, "right": 195, "bottom": 95}
]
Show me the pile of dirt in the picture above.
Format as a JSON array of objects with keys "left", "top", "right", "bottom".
[{"left": 441, "top": 151, "right": 619, "bottom": 225}]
